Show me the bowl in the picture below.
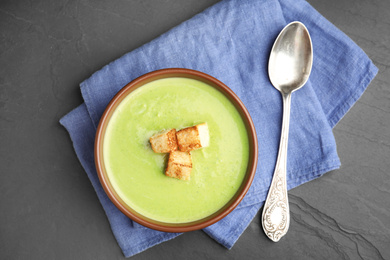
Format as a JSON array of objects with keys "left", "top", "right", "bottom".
[{"left": 95, "top": 68, "right": 258, "bottom": 232}]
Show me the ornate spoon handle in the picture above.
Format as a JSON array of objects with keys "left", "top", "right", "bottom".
[{"left": 261, "top": 92, "right": 291, "bottom": 242}]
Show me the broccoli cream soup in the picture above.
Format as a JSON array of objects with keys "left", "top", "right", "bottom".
[{"left": 103, "top": 78, "right": 249, "bottom": 223}]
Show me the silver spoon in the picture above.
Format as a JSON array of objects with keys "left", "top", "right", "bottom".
[{"left": 261, "top": 21, "right": 313, "bottom": 242}]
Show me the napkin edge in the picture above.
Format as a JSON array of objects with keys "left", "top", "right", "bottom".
[
  {"left": 327, "top": 63, "right": 378, "bottom": 128},
  {"left": 203, "top": 203, "right": 261, "bottom": 249},
  {"left": 122, "top": 232, "right": 181, "bottom": 258}
]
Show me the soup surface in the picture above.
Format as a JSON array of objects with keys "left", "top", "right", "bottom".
[{"left": 104, "top": 77, "right": 249, "bottom": 223}]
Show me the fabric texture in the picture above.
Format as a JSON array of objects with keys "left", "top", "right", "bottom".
[{"left": 60, "top": 0, "right": 377, "bottom": 257}]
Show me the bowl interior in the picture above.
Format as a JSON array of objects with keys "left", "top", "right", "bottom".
[{"left": 95, "top": 68, "right": 258, "bottom": 232}]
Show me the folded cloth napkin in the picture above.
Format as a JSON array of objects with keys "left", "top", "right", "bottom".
[{"left": 60, "top": 0, "right": 377, "bottom": 257}]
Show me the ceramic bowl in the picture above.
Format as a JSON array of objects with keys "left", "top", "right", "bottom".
[{"left": 95, "top": 68, "right": 258, "bottom": 232}]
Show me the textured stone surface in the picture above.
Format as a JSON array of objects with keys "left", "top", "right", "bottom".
[{"left": 1, "top": 0, "right": 389, "bottom": 259}]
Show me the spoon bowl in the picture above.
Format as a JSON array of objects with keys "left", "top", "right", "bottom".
[
  {"left": 261, "top": 21, "right": 313, "bottom": 242},
  {"left": 268, "top": 22, "right": 313, "bottom": 94}
]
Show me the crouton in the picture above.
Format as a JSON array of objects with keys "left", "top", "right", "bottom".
[
  {"left": 176, "top": 123, "right": 209, "bottom": 152},
  {"left": 149, "top": 129, "right": 178, "bottom": 153},
  {"left": 165, "top": 151, "right": 192, "bottom": 180}
]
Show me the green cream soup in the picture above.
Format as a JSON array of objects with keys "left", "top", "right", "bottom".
[{"left": 103, "top": 78, "right": 249, "bottom": 223}]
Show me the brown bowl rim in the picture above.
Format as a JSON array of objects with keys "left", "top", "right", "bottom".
[{"left": 94, "top": 68, "right": 258, "bottom": 232}]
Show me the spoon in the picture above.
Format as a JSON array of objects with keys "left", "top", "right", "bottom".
[{"left": 261, "top": 21, "right": 313, "bottom": 242}]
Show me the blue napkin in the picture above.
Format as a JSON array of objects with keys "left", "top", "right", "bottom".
[{"left": 60, "top": 0, "right": 377, "bottom": 257}]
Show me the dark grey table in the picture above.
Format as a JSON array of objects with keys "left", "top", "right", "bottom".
[{"left": 1, "top": 0, "right": 389, "bottom": 259}]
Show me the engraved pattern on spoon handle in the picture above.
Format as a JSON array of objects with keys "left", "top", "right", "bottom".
[{"left": 262, "top": 92, "right": 291, "bottom": 242}]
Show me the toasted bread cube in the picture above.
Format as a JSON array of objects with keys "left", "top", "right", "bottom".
[
  {"left": 197, "top": 123, "right": 210, "bottom": 147},
  {"left": 149, "top": 129, "right": 178, "bottom": 153},
  {"left": 176, "top": 123, "right": 209, "bottom": 152},
  {"left": 165, "top": 151, "right": 192, "bottom": 180}
]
